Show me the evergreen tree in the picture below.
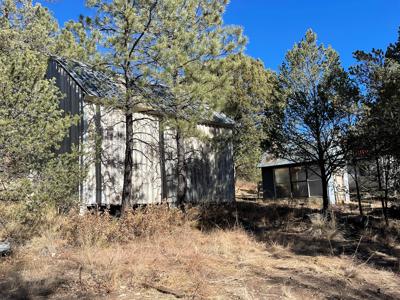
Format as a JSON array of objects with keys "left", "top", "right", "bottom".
[
  {"left": 351, "top": 38, "right": 400, "bottom": 160},
  {"left": 0, "top": 0, "right": 81, "bottom": 209},
  {"left": 85, "top": 0, "right": 245, "bottom": 210},
  {"left": 223, "top": 54, "right": 282, "bottom": 182},
  {"left": 350, "top": 29, "right": 400, "bottom": 224},
  {"left": 273, "top": 30, "right": 359, "bottom": 212},
  {"left": 146, "top": 0, "right": 245, "bottom": 208},
  {"left": 55, "top": 17, "right": 101, "bottom": 63}
]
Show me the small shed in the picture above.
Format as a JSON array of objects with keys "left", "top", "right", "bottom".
[
  {"left": 258, "top": 153, "right": 350, "bottom": 204},
  {"left": 46, "top": 57, "right": 235, "bottom": 208}
]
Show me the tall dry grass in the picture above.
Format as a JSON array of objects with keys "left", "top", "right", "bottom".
[
  {"left": 1, "top": 203, "right": 262, "bottom": 298},
  {"left": 1, "top": 201, "right": 399, "bottom": 299}
]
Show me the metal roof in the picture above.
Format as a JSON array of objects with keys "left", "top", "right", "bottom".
[
  {"left": 258, "top": 152, "right": 317, "bottom": 168},
  {"left": 258, "top": 153, "right": 296, "bottom": 168},
  {"left": 51, "top": 56, "right": 234, "bottom": 126},
  {"left": 51, "top": 56, "right": 122, "bottom": 99}
]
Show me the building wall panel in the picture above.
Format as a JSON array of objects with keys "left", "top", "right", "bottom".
[
  {"left": 185, "top": 125, "right": 235, "bottom": 203},
  {"left": 49, "top": 58, "right": 235, "bottom": 207}
]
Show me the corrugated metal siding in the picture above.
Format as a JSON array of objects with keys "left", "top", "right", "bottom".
[
  {"left": 98, "top": 106, "right": 125, "bottom": 205},
  {"left": 163, "top": 128, "right": 178, "bottom": 203},
  {"left": 185, "top": 125, "right": 235, "bottom": 203},
  {"left": 49, "top": 59, "right": 235, "bottom": 207},
  {"left": 46, "top": 59, "right": 82, "bottom": 153},
  {"left": 87, "top": 115, "right": 235, "bottom": 205},
  {"left": 81, "top": 102, "right": 97, "bottom": 205},
  {"left": 131, "top": 114, "right": 162, "bottom": 204},
  {"left": 163, "top": 125, "right": 235, "bottom": 204},
  {"left": 47, "top": 59, "right": 88, "bottom": 207},
  {"left": 47, "top": 60, "right": 103, "bottom": 206},
  {"left": 83, "top": 108, "right": 162, "bottom": 206}
]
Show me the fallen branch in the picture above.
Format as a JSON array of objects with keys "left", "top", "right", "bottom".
[{"left": 142, "top": 282, "right": 186, "bottom": 298}]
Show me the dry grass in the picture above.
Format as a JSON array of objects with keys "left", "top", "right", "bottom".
[{"left": 0, "top": 201, "right": 399, "bottom": 300}]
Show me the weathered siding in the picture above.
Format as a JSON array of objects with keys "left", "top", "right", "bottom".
[
  {"left": 162, "top": 125, "right": 235, "bottom": 204},
  {"left": 47, "top": 59, "right": 87, "bottom": 206},
  {"left": 163, "top": 127, "right": 178, "bottom": 203},
  {"left": 82, "top": 108, "right": 163, "bottom": 206},
  {"left": 88, "top": 114, "right": 235, "bottom": 205},
  {"left": 49, "top": 58, "right": 236, "bottom": 207},
  {"left": 131, "top": 114, "right": 162, "bottom": 204},
  {"left": 185, "top": 125, "right": 235, "bottom": 203},
  {"left": 80, "top": 102, "right": 98, "bottom": 206},
  {"left": 46, "top": 59, "right": 83, "bottom": 153}
]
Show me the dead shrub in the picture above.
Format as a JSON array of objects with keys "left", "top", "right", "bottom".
[
  {"left": 1, "top": 200, "right": 400, "bottom": 299},
  {"left": 60, "top": 204, "right": 187, "bottom": 247},
  {"left": 307, "top": 212, "right": 341, "bottom": 238},
  {"left": 0, "top": 201, "right": 62, "bottom": 244}
]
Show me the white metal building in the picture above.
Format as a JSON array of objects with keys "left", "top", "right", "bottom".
[{"left": 47, "top": 57, "right": 235, "bottom": 208}]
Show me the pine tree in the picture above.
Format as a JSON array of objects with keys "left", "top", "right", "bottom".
[
  {"left": 85, "top": 0, "right": 245, "bottom": 210},
  {"left": 0, "top": 0, "right": 81, "bottom": 209},
  {"left": 273, "top": 30, "right": 359, "bottom": 212},
  {"left": 350, "top": 29, "right": 400, "bottom": 224},
  {"left": 145, "top": 0, "right": 245, "bottom": 208},
  {"left": 222, "top": 54, "right": 282, "bottom": 182}
]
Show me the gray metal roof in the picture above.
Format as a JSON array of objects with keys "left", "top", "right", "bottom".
[
  {"left": 52, "top": 56, "right": 234, "bottom": 126},
  {"left": 258, "top": 153, "right": 295, "bottom": 168},
  {"left": 211, "top": 111, "right": 235, "bottom": 126},
  {"left": 258, "top": 152, "right": 316, "bottom": 168},
  {"left": 52, "top": 56, "right": 122, "bottom": 99}
]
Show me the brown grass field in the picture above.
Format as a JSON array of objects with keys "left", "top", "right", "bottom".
[{"left": 0, "top": 198, "right": 399, "bottom": 299}]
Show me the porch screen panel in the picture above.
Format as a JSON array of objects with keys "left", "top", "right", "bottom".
[
  {"left": 274, "top": 168, "right": 291, "bottom": 198},
  {"left": 290, "top": 166, "right": 308, "bottom": 197},
  {"left": 307, "top": 165, "right": 323, "bottom": 197}
]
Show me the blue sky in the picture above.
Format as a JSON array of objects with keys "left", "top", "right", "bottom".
[{"left": 38, "top": 0, "right": 400, "bottom": 71}]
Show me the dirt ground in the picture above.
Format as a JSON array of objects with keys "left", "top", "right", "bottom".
[{"left": 0, "top": 199, "right": 399, "bottom": 300}]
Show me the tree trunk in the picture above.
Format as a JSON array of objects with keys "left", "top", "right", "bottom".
[
  {"left": 381, "top": 194, "right": 389, "bottom": 226},
  {"left": 353, "top": 162, "right": 363, "bottom": 216},
  {"left": 321, "top": 174, "right": 329, "bottom": 213},
  {"left": 383, "top": 158, "right": 390, "bottom": 211},
  {"left": 376, "top": 156, "right": 382, "bottom": 190},
  {"left": 376, "top": 156, "right": 388, "bottom": 226},
  {"left": 159, "top": 119, "right": 168, "bottom": 202},
  {"left": 176, "top": 125, "right": 187, "bottom": 210},
  {"left": 319, "top": 162, "right": 329, "bottom": 213},
  {"left": 94, "top": 105, "right": 102, "bottom": 208},
  {"left": 122, "top": 112, "right": 134, "bottom": 214},
  {"left": 383, "top": 184, "right": 389, "bottom": 226}
]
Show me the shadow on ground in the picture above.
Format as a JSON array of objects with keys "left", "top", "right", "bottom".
[
  {"left": 0, "top": 270, "right": 65, "bottom": 300},
  {"left": 197, "top": 200, "right": 400, "bottom": 272}
]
